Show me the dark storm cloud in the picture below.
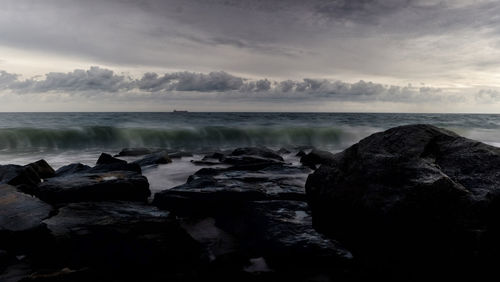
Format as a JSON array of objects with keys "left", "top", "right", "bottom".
[{"left": 0, "top": 67, "right": 451, "bottom": 103}]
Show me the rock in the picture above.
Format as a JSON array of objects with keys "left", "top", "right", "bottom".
[
  {"left": 191, "top": 160, "right": 222, "bottom": 166},
  {"left": 211, "top": 200, "right": 357, "bottom": 281},
  {"left": 0, "top": 165, "right": 41, "bottom": 187},
  {"left": 305, "top": 124, "right": 500, "bottom": 280},
  {"left": 33, "top": 171, "right": 150, "bottom": 204},
  {"left": 133, "top": 151, "right": 172, "bottom": 167},
  {"left": 230, "top": 147, "right": 284, "bottom": 162},
  {"left": 0, "top": 259, "right": 32, "bottom": 282},
  {"left": 42, "top": 201, "right": 202, "bottom": 278},
  {"left": 55, "top": 161, "right": 141, "bottom": 176},
  {"left": 0, "top": 185, "right": 52, "bottom": 234},
  {"left": 300, "top": 149, "right": 335, "bottom": 169},
  {"left": 168, "top": 151, "right": 194, "bottom": 159},
  {"left": 114, "top": 147, "right": 158, "bottom": 157},
  {"left": 19, "top": 267, "right": 93, "bottom": 282},
  {"left": 218, "top": 147, "right": 286, "bottom": 171},
  {"left": 180, "top": 217, "right": 240, "bottom": 263},
  {"left": 153, "top": 163, "right": 310, "bottom": 215},
  {"left": 296, "top": 150, "right": 306, "bottom": 157},
  {"left": 0, "top": 185, "right": 52, "bottom": 253},
  {"left": 202, "top": 152, "right": 226, "bottom": 161},
  {"left": 277, "top": 148, "right": 291, "bottom": 155},
  {"left": 90, "top": 162, "right": 142, "bottom": 174},
  {"left": 54, "top": 163, "right": 91, "bottom": 177},
  {"left": 222, "top": 156, "right": 283, "bottom": 170},
  {"left": 95, "top": 153, "right": 126, "bottom": 165},
  {"left": 0, "top": 249, "right": 8, "bottom": 265},
  {"left": 25, "top": 160, "right": 55, "bottom": 179},
  {"left": 153, "top": 175, "right": 268, "bottom": 215}
]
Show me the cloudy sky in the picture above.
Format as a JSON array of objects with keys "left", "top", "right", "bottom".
[{"left": 1, "top": 0, "right": 500, "bottom": 112}]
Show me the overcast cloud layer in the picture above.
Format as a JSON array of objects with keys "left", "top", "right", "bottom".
[{"left": 1, "top": 0, "right": 500, "bottom": 112}]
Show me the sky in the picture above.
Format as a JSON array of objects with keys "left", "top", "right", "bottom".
[{"left": 1, "top": 0, "right": 500, "bottom": 112}]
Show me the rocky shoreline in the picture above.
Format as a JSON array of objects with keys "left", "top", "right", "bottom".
[{"left": 2, "top": 124, "right": 500, "bottom": 281}]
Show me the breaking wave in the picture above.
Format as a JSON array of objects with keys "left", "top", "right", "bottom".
[{"left": 0, "top": 125, "right": 377, "bottom": 152}]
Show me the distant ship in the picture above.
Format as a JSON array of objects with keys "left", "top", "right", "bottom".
[{"left": 173, "top": 109, "right": 188, "bottom": 113}]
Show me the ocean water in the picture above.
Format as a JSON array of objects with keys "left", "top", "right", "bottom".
[{"left": 1, "top": 112, "right": 500, "bottom": 191}]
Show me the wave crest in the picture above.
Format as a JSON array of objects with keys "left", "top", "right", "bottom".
[{"left": 0, "top": 126, "right": 376, "bottom": 152}]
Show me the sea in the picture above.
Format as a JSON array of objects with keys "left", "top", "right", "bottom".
[{"left": 1, "top": 112, "right": 499, "bottom": 192}]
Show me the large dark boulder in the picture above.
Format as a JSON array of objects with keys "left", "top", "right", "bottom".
[
  {"left": 305, "top": 124, "right": 500, "bottom": 280},
  {"left": 33, "top": 171, "right": 150, "bottom": 204}
]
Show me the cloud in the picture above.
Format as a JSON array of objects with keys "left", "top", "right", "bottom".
[
  {"left": 0, "top": 66, "right": 459, "bottom": 104},
  {"left": 475, "top": 89, "right": 500, "bottom": 103},
  {"left": 136, "top": 71, "right": 244, "bottom": 92},
  {"left": 9, "top": 67, "right": 131, "bottom": 93},
  {"left": 0, "top": 70, "right": 18, "bottom": 89}
]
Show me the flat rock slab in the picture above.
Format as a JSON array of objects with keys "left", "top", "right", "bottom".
[
  {"left": 115, "top": 147, "right": 161, "bottom": 157},
  {"left": 44, "top": 201, "right": 172, "bottom": 237},
  {"left": 0, "top": 184, "right": 52, "bottom": 233},
  {"left": 132, "top": 151, "right": 172, "bottom": 167},
  {"left": 153, "top": 164, "right": 310, "bottom": 214},
  {"left": 230, "top": 147, "right": 284, "bottom": 162},
  {"left": 33, "top": 171, "right": 150, "bottom": 204},
  {"left": 42, "top": 201, "right": 201, "bottom": 275}
]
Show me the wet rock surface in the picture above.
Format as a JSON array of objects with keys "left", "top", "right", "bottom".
[
  {"left": 153, "top": 149, "right": 310, "bottom": 215},
  {"left": 133, "top": 151, "right": 172, "bottom": 167},
  {"left": 150, "top": 147, "right": 361, "bottom": 281},
  {"left": 306, "top": 124, "right": 500, "bottom": 280},
  {"left": 0, "top": 185, "right": 53, "bottom": 254},
  {"left": 8, "top": 138, "right": 479, "bottom": 281},
  {"left": 25, "top": 160, "right": 55, "bottom": 180},
  {"left": 41, "top": 201, "right": 202, "bottom": 277},
  {"left": 96, "top": 153, "right": 126, "bottom": 165},
  {"left": 217, "top": 201, "right": 354, "bottom": 271},
  {"left": 33, "top": 170, "right": 150, "bottom": 204},
  {"left": 0, "top": 165, "right": 41, "bottom": 188},
  {"left": 0, "top": 185, "right": 52, "bottom": 234},
  {"left": 115, "top": 147, "right": 160, "bottom": 157},
  {"left": 300, "top": 149, "right": 335, "bottom": 169}
]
